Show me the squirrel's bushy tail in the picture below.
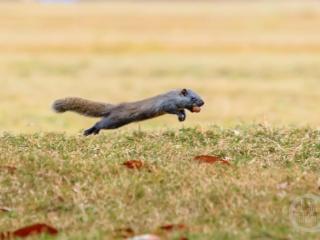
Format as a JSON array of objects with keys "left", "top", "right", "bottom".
[{"left": 52, "top": 97, "right": 113, "bottom": 117}]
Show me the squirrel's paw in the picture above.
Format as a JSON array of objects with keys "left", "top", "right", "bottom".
[
  {"left": 84, "top": 127, "right": 100, "bottom": 136},
  {"left": 178, "top": 113, "right": 186, "bottom": 122}
]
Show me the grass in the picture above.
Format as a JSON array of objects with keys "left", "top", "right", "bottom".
[
  {"left": 0, "top": 125, "right": 319, "bottom": 239},
  {"left": 1, "top": 1, "right": 320, "bottom": 239}
]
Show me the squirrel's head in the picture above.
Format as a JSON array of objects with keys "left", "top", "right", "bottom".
[{"left": 178, "top": 88, "right": 204, "bottom": 113}]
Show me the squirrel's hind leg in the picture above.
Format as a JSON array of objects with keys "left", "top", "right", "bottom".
[
  {"left": 84, "top": 126, "right": 100, "bottom": 136},
  {"left": 83, "top": 118, "right": 117, "bottom": 136}
]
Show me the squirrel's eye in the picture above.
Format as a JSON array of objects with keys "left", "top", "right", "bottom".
[{"left": 191, "top": 97, "right": 196, "bottom": 101}]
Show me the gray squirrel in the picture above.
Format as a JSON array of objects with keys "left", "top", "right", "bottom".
[{"left": 52, "top": 88, "right": 204, "bottom": 136}]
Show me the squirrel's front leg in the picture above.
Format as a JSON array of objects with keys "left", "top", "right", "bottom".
[
  {"left": 177, "top": 110, "right": 186, "bottom": 122},
  {"left": 165, "top": 108, "right": 186, "bottom": 122}
]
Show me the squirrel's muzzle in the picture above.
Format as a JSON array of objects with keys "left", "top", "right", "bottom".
[
  {"left": 198, "top": 100, "right": 204, "bottom": 107},
  {"left": 191, "top": 100, "right": 204, "bottom": 113}
]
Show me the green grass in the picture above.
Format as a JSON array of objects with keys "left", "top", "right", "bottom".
[{"left": 1, "top": 126, "right": 319, "bottom": 239}]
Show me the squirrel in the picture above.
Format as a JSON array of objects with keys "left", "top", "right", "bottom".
[{"left": 52, "top": 88, "right": 204, "bottom": 136}]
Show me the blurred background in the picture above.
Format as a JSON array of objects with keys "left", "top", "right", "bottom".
[{"left": 1, "top": 0, "right": 320, "bottom": 133}]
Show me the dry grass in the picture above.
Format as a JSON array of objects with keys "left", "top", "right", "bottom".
[{"left": 0, "top": 126, "right": 320, "bottom": 239}]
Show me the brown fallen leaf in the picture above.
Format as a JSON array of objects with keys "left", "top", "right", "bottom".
[
  {"left": 123, "top": 160, "right": 144, "bottom": 170},
  {"left": 159, "top": 224, "right": 187, "bottom": 232},
  {"left": 194, "top": 155, "right": 230, "bottom": 165},
  {"left": 14, "top": 223, "right": 58, "bottom": 238},
  {"left": 0, "top": 223, "right": 59, "bottom": 239}
]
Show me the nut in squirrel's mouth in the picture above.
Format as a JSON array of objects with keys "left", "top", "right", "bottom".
[{"left": 191, "top": 106, "right": 201, "bottom": 113}]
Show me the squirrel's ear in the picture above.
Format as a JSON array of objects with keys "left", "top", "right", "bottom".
[{"left": 180, "top": 88, "right": 188, "bottom": 96}]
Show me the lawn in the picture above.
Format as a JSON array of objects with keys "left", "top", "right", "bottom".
[
  {"left": 0, "top": 126, "right": 319, "bottom": 239},
  {"left": 0, "top": 1, "right": 320, "bottom": 239}
]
